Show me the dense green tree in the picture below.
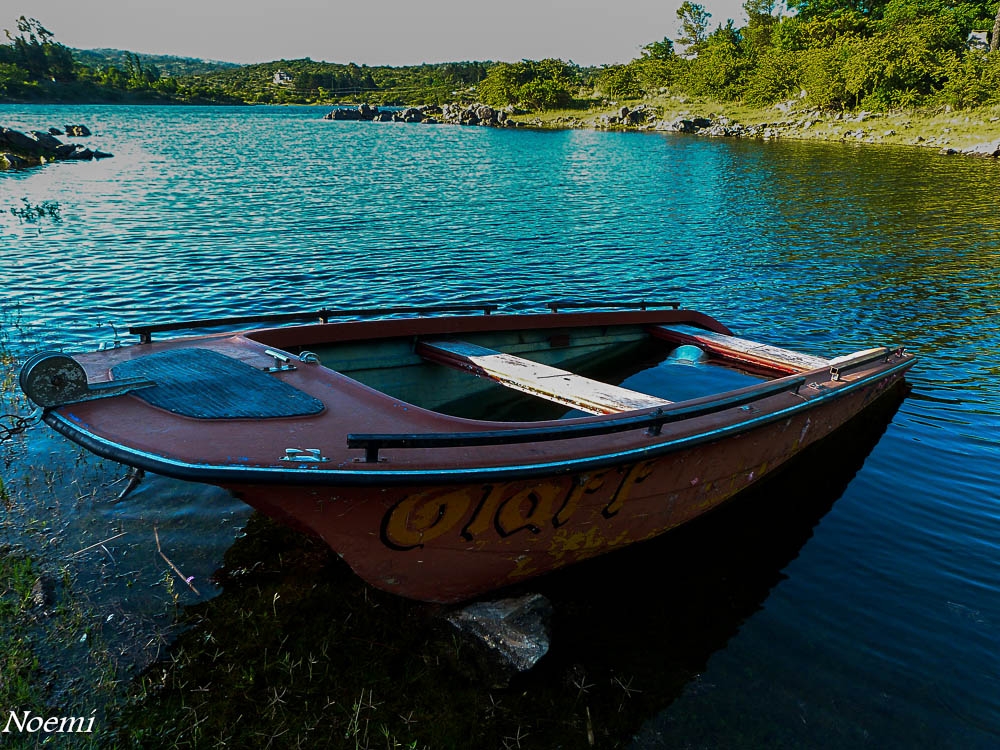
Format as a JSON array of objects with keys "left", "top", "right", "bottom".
[
  {"left": 684, "top": 21, "right": 749, "bottom": 98},
  {"left": 595, "top": 64, "right": 643, "bottom": 99},
  {"left": 477, "top": 59, "right": 579, "bottom": 109},
  {"left": 0, "top": 61, "right": 28, "bottom": 95},
  {"left": 744, "top": 49, "right": 803, "bottom": 103},
  {"left": 787, "top": 0, "right": 888, "bottom": 20},
  {"left": 676, "top": 2, "right": 712, "bottom": 53},
  {"left": 2, "top": 16, "right": 74, "bottom": 81},
  {"left": 641, "top": 37, "right": 676, "bottom": 60},
  {"left": 743, "top": 0, "right": 780, "bottom": 56},
  {"left": 938, "top": 43, "right": 1000, "bottom": 103}
]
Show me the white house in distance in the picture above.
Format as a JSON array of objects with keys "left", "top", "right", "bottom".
[
  {"left": 273, "top": 70, "right": 294, "bottom": 85},
  {"left": 967, "top": 31, "right": 990, "bottom": 50}
]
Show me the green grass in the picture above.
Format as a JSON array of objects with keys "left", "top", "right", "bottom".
[
  {"left": 519, "top": 94, "right": 1000, "bottom": 152},
  {"left": 0, "top": 552, "right": 47, "bottom": 713},
  {"left": 104, "top": 509, "right": 707, "bottom": 749}
]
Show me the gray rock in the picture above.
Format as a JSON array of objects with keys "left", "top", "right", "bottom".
[
  {"left": 662, "top": 118, "right": 697, "bottom": 133},
  {"left": 703, "top": 124, "right": 730, "bottom": 137},
  {"left": 54, "top": 143, "right": 79, "bottom": 159},
  {"left": 324, "top": 108, "right": 362, "bottom": 121},
  {"left": 610, "top": 104, "right": 656, "bottom": 126},
  {"left": 30, "top": 131, "right": 63, "bottom": 150},
  {"left": 962, "top": 140, "right": 1000, "bottom": 158},
  {"left": 476, "top": 105, "right": 500, "bottom": 126},
  {"left": 447, "top": 593, "right": 553, "bottom": 676},
  {"left": 400, "top": 107, "right": 425, "bottom": 123},
  {"left": 1, "top": 127, "right": 47, "bottom": 154},
  {"left": 64, "top": 124, "right": 91, "bottom": 137},
  {"left": 30, "top": 575, "right": 57, "bottom": 610},
  {"left": 0, "top": 152, "right": 31, "bottom": 169},
  {"left": 65, "top": 146, "right": 94, "bottom": 160}
]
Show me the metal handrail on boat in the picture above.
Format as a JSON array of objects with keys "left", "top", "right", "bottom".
[
  {"left": 546, "top": 300, "right": 680, "bottom": 313},
  {"left": 129, "top": 303, "right": 501, "bottom": 343},
  {"left": 129, "top": 300, "right": 687, "bottom": 343},
  {"left": 347, "top": 373, "right": 807, "bottom": 463}
]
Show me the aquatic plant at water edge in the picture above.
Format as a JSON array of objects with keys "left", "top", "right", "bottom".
[{"left": 9, "top": 198, "right": 61, "bottom": 225}]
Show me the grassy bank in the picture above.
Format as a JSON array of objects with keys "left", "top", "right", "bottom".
[{"left": 515, "top": 95, "right": 1000, "bottom": 154}]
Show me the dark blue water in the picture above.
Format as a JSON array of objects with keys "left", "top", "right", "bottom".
[{"left": 2, "top": 104, "right": 999, "bottom": 747}]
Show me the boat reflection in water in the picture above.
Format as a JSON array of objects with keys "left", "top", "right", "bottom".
[{"left": 518, "top": 381, "right": 907, "bottom": 746}]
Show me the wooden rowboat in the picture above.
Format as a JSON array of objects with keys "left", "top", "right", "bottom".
[{"left": 19, "top": 302, "right": 915, "bottom": 603}]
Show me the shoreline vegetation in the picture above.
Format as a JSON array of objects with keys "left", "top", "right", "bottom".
[
  {"left": 321, "top": 98, "right": 1000, "bottom": 156},
  {"left": 3, "top": 3, "right": 1000, "bottom": 161}
]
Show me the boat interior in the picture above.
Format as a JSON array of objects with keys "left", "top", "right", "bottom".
[
  {"left": 122, "top": 304, "right": 840, "bottom": 425},
  {"left": 263, "top": 322, "right": 815, "bottom": 422}
]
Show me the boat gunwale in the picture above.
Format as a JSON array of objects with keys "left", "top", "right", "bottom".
[
  {"left": 127, "top": 301, "right": 685, "bottom": 344},
  {"left": 240, "top": 309, "right": 736, "bottom": 350},
  {"left": 41, "top": 357, "right": 915, "bottom": 487},
  {"left": 346, "top": 370, "right": 811, "bottom": 462}
]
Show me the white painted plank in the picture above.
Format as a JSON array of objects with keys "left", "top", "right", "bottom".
[
  {"left": 650, "top": 324, "right": 830, "bottom": 373},
  {"left": 419, "top": 339, "right": 670, "bottom": 415}
]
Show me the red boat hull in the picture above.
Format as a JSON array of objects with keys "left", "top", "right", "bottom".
[{"left": 226, "top": 369, "right": 906, "bottom": 602}]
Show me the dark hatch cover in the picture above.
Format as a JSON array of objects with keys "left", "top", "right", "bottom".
[{"left": 111, "top": 348, "right": 325, "bottom": 419}]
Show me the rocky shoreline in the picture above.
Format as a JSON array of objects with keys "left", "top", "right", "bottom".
[
  {"left": 651, "top": 109, "right": 1000, "bottom": 158},
  {"left": 0, "top": 125, "right": 114, "bottom": 170},
  {"left": 325, "top": 101, "right": 1000, "bottom": 158}
]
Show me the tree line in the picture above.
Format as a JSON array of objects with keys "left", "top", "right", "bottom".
[
  {"left": 3, "top": 3, "right": 1000, "bottom": 110},
  {"left": 473, "top": 0, "right": 1000, "bottom": 111}
]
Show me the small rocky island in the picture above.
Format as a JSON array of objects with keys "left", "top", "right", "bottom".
[
  {"left": 0, "top": 125, "right": 113, "bottom": 169},
  {"left": 324, "top": 103, "right": 524, "bottom": 128}
]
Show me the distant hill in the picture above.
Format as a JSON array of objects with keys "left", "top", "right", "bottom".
[{"left": 71, "top": 48, "right": 242, "bottom": 77}]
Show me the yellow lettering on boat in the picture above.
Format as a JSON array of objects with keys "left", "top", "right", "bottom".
[
  {"left": 602, "top": 460, "right": 657, "bottom": 518},
  {"left": 508, "top": 555, "right": 539, "bottom": 580},
  {"left": 461, "top": 484, "right": 505, "bottom": 540},
  {"left": 382, "top": 460, "right": 664, "bottom": 550},
  {"left": 381, "top": 487, "right": 475, "bottom": 550},
  {"left": 554, "top": 471, "right": 610, "bottom": 527},
  {"left": 496, "top": 483, "right": 565, "bottom": 536},
  {"left": 547, "top": 525, "right": 613, "bottom": 561}
]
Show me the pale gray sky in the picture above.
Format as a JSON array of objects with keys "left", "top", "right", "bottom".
[{"left": 11, "top": 0, "right": 749, "bottom": 66}]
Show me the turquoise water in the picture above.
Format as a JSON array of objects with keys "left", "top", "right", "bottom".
[{"left": 3, "top": 105, "right": 1000, "bottom": 747}]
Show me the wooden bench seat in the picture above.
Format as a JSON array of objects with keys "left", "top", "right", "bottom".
[
  {"left": 649, "top": 324, "right": 830, "bottom": 374},
  {"left": 417, "top": 339, "right": 670, "bottom": 415}
]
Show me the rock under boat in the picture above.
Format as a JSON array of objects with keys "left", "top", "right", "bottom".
[{"left": 19, "top": 302, "right": 915, "bottom": 603}]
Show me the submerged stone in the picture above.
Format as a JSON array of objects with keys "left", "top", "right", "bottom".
[{"left": 446, "top": 592, "right": 553, "bottom": 676}]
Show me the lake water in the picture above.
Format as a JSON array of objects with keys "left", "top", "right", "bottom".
[{"left": 2, "top": 104, "right": 1000, "bottom": 747}]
